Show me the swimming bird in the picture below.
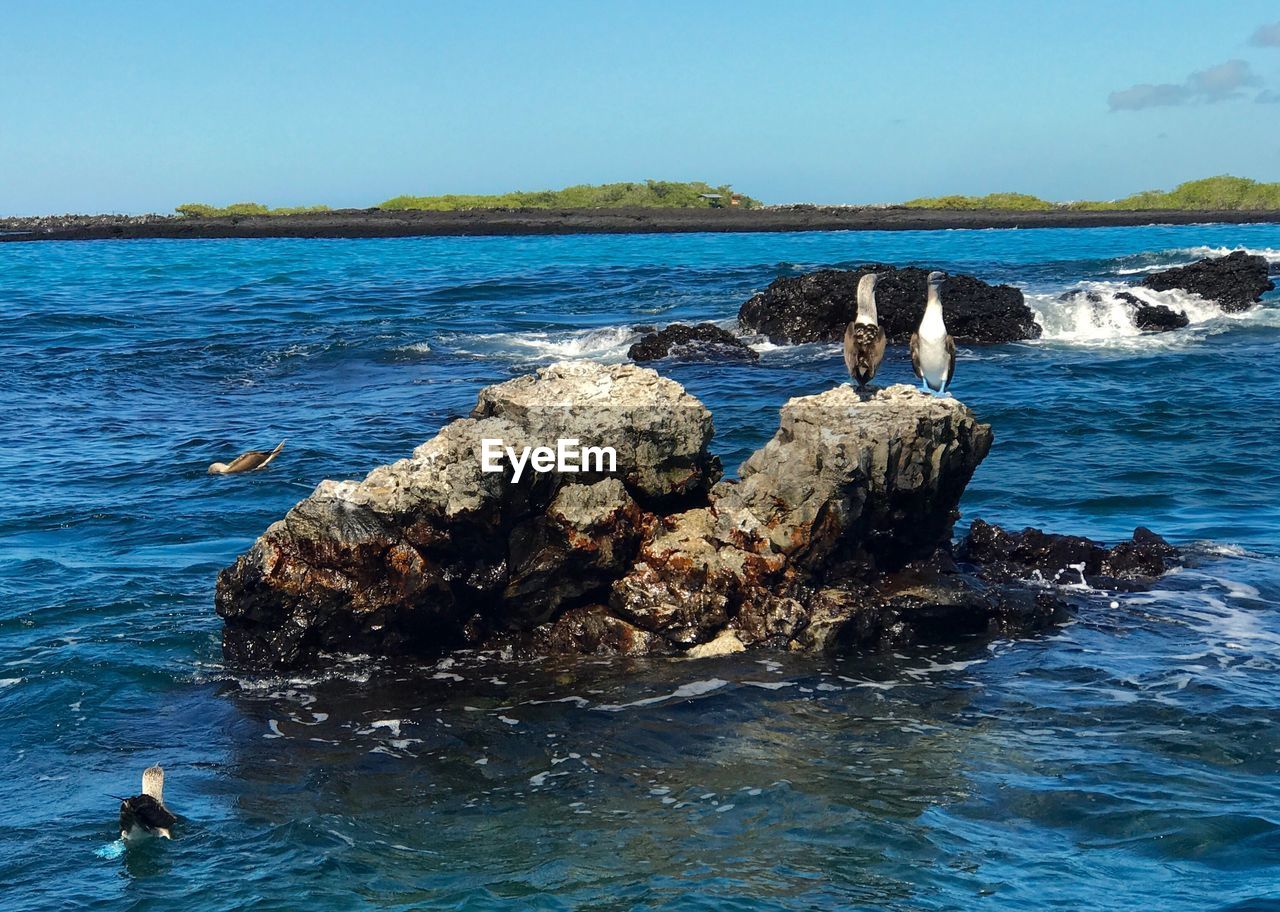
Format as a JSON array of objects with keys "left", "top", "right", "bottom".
[
  {"left": 843, "top": 272, "right": 886, "bottom": 390},
  {"left": 114, "top": 765, "right": 177, "bottom": 841},
  {"left": 208, "top": 439, "right": 285, "bottom": 475},
  {"left": 910, "top": 271, "right": 957, "bottom": 394}
]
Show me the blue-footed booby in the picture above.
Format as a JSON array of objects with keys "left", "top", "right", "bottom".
[
  {"left": 910, "top": 271, "right": 957, "bottom": 394},
  {"left": 843, "top": 273, "right": 886, "bottom": 390},
  {"left": 208, "top": 439, "right": 285, "bottom": 475},
  {"left": 114, "top": 765, "right": 177, "bottom": 841}
]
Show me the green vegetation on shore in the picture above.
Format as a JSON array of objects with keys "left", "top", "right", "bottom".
[
  {"left": 379, "top": 181, "right": 760, "bottom": 211},
  {"left": 172, "top": 175, "right": 1280, "bottom": 218},
  {"left": 903, "top": 176, "right": 1280, "bottom": 211},
  {"left": 175, "top": 202, "right": 331, "bottom": 217},
  {"left": 1074, "top": 176, "right": 1280, "bottom": 210},
  {"left": 902, "top": 192, "right": 1054, "bottom": 211},
  {"left": 173, "top": 181, "right": 759, "bottom": 217}
]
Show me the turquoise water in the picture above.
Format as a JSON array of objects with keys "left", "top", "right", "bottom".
[{"left": 2, "top": 225, "right": 1279, "bottom": 910}]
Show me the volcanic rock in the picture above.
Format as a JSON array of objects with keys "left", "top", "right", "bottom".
[
  {"left": 1113, "top": 291, "right": 1191, "bottom": 331},
  {"left": 216, "top": 362, "right": 718, "bottom": 668},
  {"left": 1141, "top": 251, "right": 1273, "bottom": 313},
  {"left": 737, "top": 265, "right": 1040, "bottom": 345},
  {"left": 957, "top": 519, "right": 1180, "bottom": 588},
  {"left": 628, "top": 322, "right": 759, "bottom": 362}
]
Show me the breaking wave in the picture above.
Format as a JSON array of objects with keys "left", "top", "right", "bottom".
[
  {"left": 447, "top": 325, "right": 638, "bottom": 364},
  {"left": 1028, "top": 282, "right": 1262, "bottom": 345},
  {"left": 1109, "top": 246, "right": 1280, "bottom": 275}
]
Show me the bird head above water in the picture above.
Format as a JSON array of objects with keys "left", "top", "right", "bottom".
[
  {"left": 142, "top": 765, "right": 164, "bottom": 801},
  {"left": 927, "top": 270, "right": 947, "bottom": 288}
]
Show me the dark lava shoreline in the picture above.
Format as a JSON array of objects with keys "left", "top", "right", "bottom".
[{"left": 4, "top": 206, "right": 1280, "bottom": 242}]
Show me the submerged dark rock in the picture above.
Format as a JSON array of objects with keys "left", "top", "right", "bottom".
[
  {"left": 957, "top": 519, "right": 1180, "bottom": 589},
  {"left": 1131, "top": 302, "right": 1191, "bottom": 331},
  {"left": 216, "top": 363, "right": 1172, "bottom": 671},
  {"left": 797, "top": 562, "right": 1069, "bottom": 652},
  {"left": 737, "top": 265, "right": 1040, "bottom": 346},
  {"left": 628, "top": 322, "right": 759, "bottom": 362},
  {"left": 1113, "top": 291, "right": 1191, "bottom": 331},
  {"left": 1141, "top": 251, "right": 1274, "bottom": 313}
]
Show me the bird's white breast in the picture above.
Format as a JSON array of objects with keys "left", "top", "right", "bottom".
[{"left": 918, "top": 304, "right": 947, "bottom": 341}]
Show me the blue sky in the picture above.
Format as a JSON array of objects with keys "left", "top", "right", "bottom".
[{"left": 3, "top": 0, "right": 1280, "bottom": 214}]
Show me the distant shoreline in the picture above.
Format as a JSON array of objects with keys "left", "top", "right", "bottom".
[{"left": 3, "top": 206, "right": 1280, "bottom": 242}]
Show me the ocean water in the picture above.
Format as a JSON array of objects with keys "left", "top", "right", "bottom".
[{"left": 2, "top": 225, "right": 1279, "bottom": 911}]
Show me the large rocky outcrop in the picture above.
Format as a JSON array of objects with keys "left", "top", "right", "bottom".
[
  {"left": 1142, "top": 250, "right": 1273, "bottom": 312},
  {"left": 216, "top": 362, "right": 1161, "bottom": 671},
  {"left": 738, "top": 265, "right": 1040, "bottom": 346},
  {"left": 216, "top": 362, "right": 718, "bottom": 668},
  {"left": 604, "top": 385, "right": 1007, "bottom": 652}
]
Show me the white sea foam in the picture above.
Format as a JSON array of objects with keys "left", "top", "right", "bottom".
[
  {"left": 1028, "top": 281, "right": 1254, "bottom": 346},
  {"left": 1172, "top": 245, "right": 1280, "bottom": 265},
  {"left": 1106, "top": 252, "right": 1197, "bottom": 276},
  {"left": 745, "top": 338, "right": 785, "bottom": 354},
  {"left": 450, "top": 326, "right": 637, "bottom": 364},
  {"left": 594, "top": 678, "right": 729, "bottom": 712},
  {"left": 1188, "top": 541, "right": 1257, "bottom": 559},
  {"left": 1211, "top": 577, "right": 1263, "bottom": 600},
  {"left": 1108, "top": 245, "right": 1280, "bottom": 276},
  {"left": 370, "top": 718, "right": 403, "bottom": 736}
]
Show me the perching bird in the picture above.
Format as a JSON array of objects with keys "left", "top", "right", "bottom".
[
  {"left": 910, "top": 271, "right": 957, "bottom": 394},
  {"left": 114, "top": 765, "right": 177, "bottom": 841},
  {"left": 208, "top": 439, "right": 285, "bottom": 475},
  {"left": 843, "top": 272, "right": 886, "bottom": 390}
]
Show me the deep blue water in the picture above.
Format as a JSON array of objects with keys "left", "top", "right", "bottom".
[{"left": 2, "top": 225, "right": 1279, "bottom": 911}]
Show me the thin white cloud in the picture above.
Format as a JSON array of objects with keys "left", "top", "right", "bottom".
[
  {"left": 1187, "top": 59, "right": 1259, "bottom": 100},
  {"left": 1109, "top": 59, "right": 1260, "bottom": 110},
  {"left": 1256, "top": 89, "right": 1280, "bottom": 104},
  {"left": 1251, "top": 21, "right": 1280, "bottom": 46},
  {"left": 1108, "top": 83, "right": 1191, "bottom": 110}
]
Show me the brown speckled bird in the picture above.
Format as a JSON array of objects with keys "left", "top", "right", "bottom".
[{"left": 843, "top": 273, "right": 886, "bottom": 390}]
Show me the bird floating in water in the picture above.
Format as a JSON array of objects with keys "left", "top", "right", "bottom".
[
  {"left": 114, "top": 765, "right": 177, "bottom": 841},
  {"left": 208, "top": 439, "right": 285, "bottom": 475},
  {"left": 910, "top": 271, "right": 957, "bottom": 395},
  {"left": 843, "top": 272, "right": 886, "bottom": 390}
]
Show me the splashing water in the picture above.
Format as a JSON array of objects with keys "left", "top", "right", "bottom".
[{"left": 1027, "top": 282, "right": 1252, "bottom": 345}]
